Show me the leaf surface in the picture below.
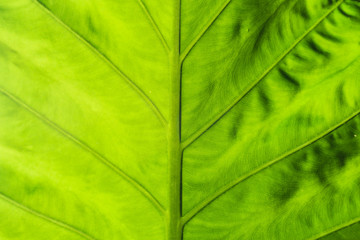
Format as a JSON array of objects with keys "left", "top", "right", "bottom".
[{"left": 0, "top": 0, "right": 360, "bottom": 239}]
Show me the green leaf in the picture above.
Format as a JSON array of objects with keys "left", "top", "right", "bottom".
[{"left": 0, "top": 0, "right": 359, "bottom": 239}]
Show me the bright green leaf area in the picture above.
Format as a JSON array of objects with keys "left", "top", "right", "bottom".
[{"left": 0, "top": 0, "right": 360, "bottom": 239}]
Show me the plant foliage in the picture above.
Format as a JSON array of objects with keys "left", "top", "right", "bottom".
[{"left": 0, "top": 0, "right": 360, "bottom": 239}]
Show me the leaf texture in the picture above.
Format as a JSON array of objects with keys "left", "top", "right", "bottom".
[{"left": 0, "top": 0, "right": 360, "bottom": 239}]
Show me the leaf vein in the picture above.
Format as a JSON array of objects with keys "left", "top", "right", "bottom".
[
  {"left": 181, "top": 109, "right": 360, "bottom": 225},
  {"left": 0, "top": 88, "right": 166, "bottom": 215},
  {"left": 32, "top": 0, "right": 167, "bottom": 127},
  {"left": 306, "top": 217, "right": 360, "bottom": 240},
  {"left": 136, "top": 0, "right": 170, "bottom": 52},
  {"left": 179, "top": 0, "right": 232, "bottom": 62},
  {"left": 181, "top": 0, "right": 344, "bottom": 149},
  {"left": 0, "top": 193, "right": 96, "bottom": 240}
]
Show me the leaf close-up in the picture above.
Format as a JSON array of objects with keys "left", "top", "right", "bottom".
[{"left": 0, "top": 0, "right": 360, "bottom": 239}]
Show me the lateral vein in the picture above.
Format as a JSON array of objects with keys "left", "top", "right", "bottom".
[
  {"left": 181, "top": 109, "right": 360, "bottom": 225},
  {"left": 136, "top": 0, "right": 170, "bottom": 52},
  {"left": 0, "top": 88, "right": 166, "bottom": 215},
  {"left": 181, "top": 0, "right": 344, "bottom": 149},
  {"left": 306, "top": 217, "right": 360, "bottom": 240},
  {"left": 0, "top": 192, "right": 96, "bottom": 240},
  {"left": 179, "top": 0, "right": 232, "bottom": 62},
  {"left": 32, "top": 0, "right": 167, "bottom": 127}
]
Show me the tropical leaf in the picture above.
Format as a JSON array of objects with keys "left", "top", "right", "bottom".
[{"left": 0, "top": 0, "right": 360, "bottom": 239}]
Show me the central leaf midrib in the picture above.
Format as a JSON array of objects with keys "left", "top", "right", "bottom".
[{"left": 167, "top": 0, "right": 182, "bottom": 238}]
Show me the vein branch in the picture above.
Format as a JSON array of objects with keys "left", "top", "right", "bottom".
[
  {"left": 307, "top": 217, "right": 360, "bottom": 240},
  {"left": 32, "top": 0, "right": 167, "bottom": 127},
  {"left": 181, "top": 110, "right": 360, "bottom": 225},
  {"left": 136, "top": 0, "right": 170, "bottom": 52},
  {"left": 0, "top": 88, "right": 166, "bottom": 215},
  {"left": 179, "top": 0, "right": 232, "bottom": 63},
  {"left": 0, "top": 193, "right": 96, "bottom": 240},
  {"left": 181, "top": 0, "right": 344, "bottom": 149}
]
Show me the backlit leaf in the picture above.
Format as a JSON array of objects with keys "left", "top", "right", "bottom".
[{"left": 0, "top": 0, "right": 359, "bottom": 239}]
